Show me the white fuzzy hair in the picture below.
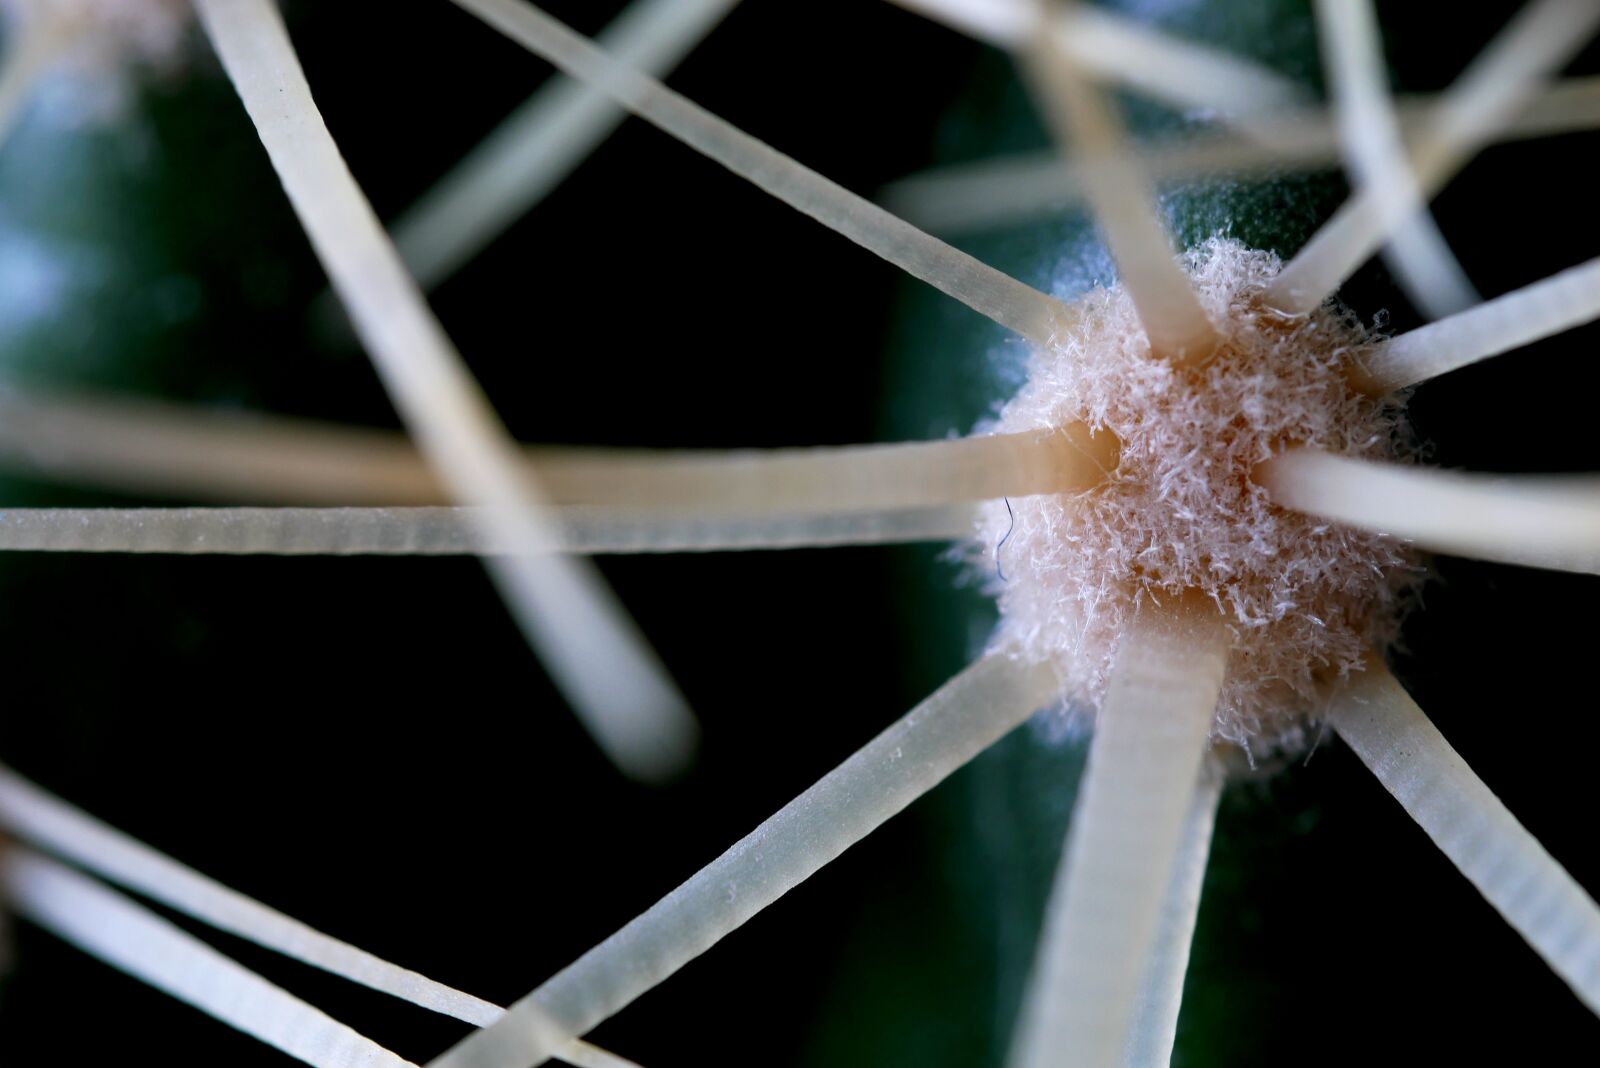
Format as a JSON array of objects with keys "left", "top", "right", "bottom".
[{"left": 975, "top": 238, "right": 1422, "bottom": 753}]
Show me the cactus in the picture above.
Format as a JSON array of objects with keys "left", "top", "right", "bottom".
[{"left": 0, "top": 3, "right": 1597, "bottom": 1066}]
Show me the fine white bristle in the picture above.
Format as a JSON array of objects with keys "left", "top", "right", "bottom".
[
  {"left": 1354, "top": 254, "right": 1600, "bottom": 393},
  {"left": 195, "top": 0, "right": 695, "bottom": 783},
  {"left": 1316, "top": 0, "right": 1478, "bottom": 319},
  {"left": 425, "top": 651, "right": 1063, "bottom": 1068},
  {"left": 880, "top": 77, "right": 1600, "bottom": 235},
  {"left": 444, "top": 0, "right": 1077, "bottom": 347},
  {"left": 391, "top": 0, "right": 741, "bottom": 289},
  {"left": 1123, "top": 762, "right": 1223, "bottom": 1068},
  {"left": 0, "top": 505, "right": 979, "bottom": 554},
  {"left": 887, "top": 0, "right": 1308, "bottom": 120},
  {"left": 1008, "top": 600, "right": 1228, "bottom": 1068},
  {"left": 3, "top": 848, "right": 417, "bottom": 1068},
  {"left": 1257, "top": 449, "right": 1600, "bottom": 575},
  {"left": 1268, "top": 0, "right": 1600, "bottom": 314},
  {"left": 1020, "top": 14, "right": 1218, "bottom": 365},
  {"left": 1329, "top": 663, "right": 1600, "bottom": 1015}
]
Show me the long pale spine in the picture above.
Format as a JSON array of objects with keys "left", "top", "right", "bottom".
[
  {"left": 426, "top": 652, "right": 1063, "bottom": 1068},
  {"left": 888, "top": 0, "right": 1306, "bottom": 120},
  {"left": 531, "top": 427, "right": 1115, "bottom": 513},
  {"left": 1316, "top": 0, "right": 1477, "bottom": 318},
  {"left": 1257, "top": 450, "right": 1600, "bottom": 574},
  {"left": 0, "top": 388, "right": 1110, "bottom": 513},
  {"left": 0, "top": 388, "right": 443, "bottom": 504},
  {"left": 0, "top": 505, "right": 979, "bottom": 555},
  {"left": 0, "top": 765, "right": 503, "bottom": 1025},
  {"left": 4, "top": 848, "right": 418, "bottom": 1068},
  {"left": 1123, "top": 765, "right": 1223, "bottom": 1068},
  {"left": 882, "top": 78, "right": 1600, "bottom": 235},
  {"left": 1356, "top": 254, "right": 1600, "bottom": 393},
  {"left": 0, "top": 767, "right": 638, "bottom": 1068},
  {"left": 1008, "top": 601, "right": 1228, "bottom": 1068},
  {"left": 195, "top": 0, "right": 694, "bottom": 781},
  {"left": 392, "top": 0, "right": 741, "bottom": 288},
  {"left": 445, "top": 0, "right": 1076, "bottom": 346},
  {"left": 1268, "top": 0, "right": 1600, "bottom": 313},
  {"left": 1330, "top": 665, "right": 1600, "bottom": 1014},
  {"left": 1020, "top": 7, "right": 1217, "bottom": 364}
]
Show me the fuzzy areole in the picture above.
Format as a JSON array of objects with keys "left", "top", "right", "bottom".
[{"left": 975, "top": 238, "right": 1423, "bottom": 753}]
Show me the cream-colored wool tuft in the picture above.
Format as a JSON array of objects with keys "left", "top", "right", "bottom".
[{"left": 975, "top": 237, "right": 1421, "bottom": 753}]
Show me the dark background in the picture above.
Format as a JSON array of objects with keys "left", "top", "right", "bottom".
[{"left": 0, "top": 1, "right": 1596, "bottom": 1065}]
